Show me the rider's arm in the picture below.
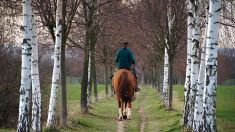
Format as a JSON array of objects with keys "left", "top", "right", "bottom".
[{"left": 115, "top": 49, "right": 120, "bottom": 67}]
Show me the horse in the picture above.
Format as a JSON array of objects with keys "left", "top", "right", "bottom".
[{"left": 111, "top": 68, "right": 136, "bottom": 121}]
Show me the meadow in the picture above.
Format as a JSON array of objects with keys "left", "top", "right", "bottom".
[
  {"left": 174, "top": 85, "right": 235, "bottom": 131},
  {"left": 60, "top": 84, "right": 235, "bottom": 131},
  {"left": 1, "top": 84, "right": 234, "bottom": 132}
]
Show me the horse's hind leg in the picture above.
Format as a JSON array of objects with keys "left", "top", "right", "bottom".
[
  {"left": 122, "top": 102, "right": 127, "bottom": 120},
  {"left": 118, "top": 100, "right": 123, "bottom": 121},
  {"left": 127, "top": 102, "right": 132, "bottom": 120}
]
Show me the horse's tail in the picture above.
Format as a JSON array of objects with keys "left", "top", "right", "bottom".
[{"left": 120, "top": 71, "right": 131, "bottom": 102}]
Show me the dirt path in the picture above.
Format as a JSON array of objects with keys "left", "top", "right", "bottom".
[
  {"left": 138, "top": 104, "right": 146, "bottom": 132},
  {"left": 117, "top": 120, "right": 124, "bottom": 132},
  {"left": 137, "top": 94, "right": 147, "bottom": 132},
  {"left": 116, "top": 92, "right": 147, "bottom": 132}
]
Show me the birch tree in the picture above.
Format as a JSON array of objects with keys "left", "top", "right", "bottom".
[
  {"left": 162, "top": 47, "right": 169, "bottom": 106},
  {"left": 193, "top": 2, "right": 208, "bottom": 131},
  {"left": 17, "top": 0, "right": 32, "bottom": 131},
  {"left": 202, "top": 0, "right": 221, "bottom": 131},
  {"left": 182, "top": 0, "right": 194, "bottom": 128},
  {"left": 87, "top": 51, "right": 92, "bottom": 105},
  {"left": 31, "top": 13, "right": 41, "bottom": 132},
  {"left": 187, "top": 0, "right": 200, "bottom": 128},
  {"left": 34, "top": 0, "right": 80, "bottom": 125},
  {"left": 46, "top": 0, "right": 63, "bottom": 127}
]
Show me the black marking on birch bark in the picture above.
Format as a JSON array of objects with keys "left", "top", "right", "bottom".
[
  {"left": 23, "top": 52, "right": 32, "bottom": 56},
  {"left": 211, "top": 42, "right": 218, "bottom": 46},
  {"left": 58, "top": 19, "right": 62, "bottom": 26},
  {"left": 20, "top": 87, "right": 26, "bottom": 95},
  {"left": 208, "top": 12, "right": 213, "bottom": 17},
  {"left": 26, "top": 97, "right": 30, "bottom": 103},
  {"left": 188, "top": 12, "right": 194, "bottom": 17},
  {"left": 20, "top": 26, "right": 25, "bottom": 31},
  {"left": 215, "top": 7, "right": 221, "bottom": 12},
  {"left": 23, "top": 38, "right": 28, "bottom": 44},
  {"left": 206, "top": 74, "right": 210, "bottom": 86}
]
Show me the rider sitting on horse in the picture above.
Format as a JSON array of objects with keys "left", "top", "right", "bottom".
[{"left": 114, "top": 40, "right": 140, "bottom": 92}]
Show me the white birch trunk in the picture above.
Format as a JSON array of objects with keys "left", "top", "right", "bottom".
[
  {"left": 166, "top": 0, "right": 174, "bottom": 108},
  {"left": 46, "top": 0, "right": 63, "bottom": 127},
  {"left": 182, "top": 0, "right": 193, "bottom": 127},
  {"left": 31, "top": 13, "right": 41, "bottom": 132},
  {"left": 193, "top": 4, "right": 208, "bottom": 131},
  {"left": 87, "top": 50, "right": 91, "bottom": 105},
  {"left": 188, "top": 0, "right": 200, "bottom": 128},
  {"left": 17, "top": 0, "right": 32, "bottom": 131},
  {"left": 162, "top": 47, "right": 169, "bottom": 106},
  {"left": 202, "top": 0, "right": 221, "bottom": 131}
]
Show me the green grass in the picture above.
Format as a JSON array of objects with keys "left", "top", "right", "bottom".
[
  {"left": 174, "top": 85, "right": 235, "bottom": 131},
  {"left": 63, "top": 86, "right": 183, "bottom": 132},
  {"left": 2, "top": 84, "right": 234, "bottom": 131},
  {"left": 0, "top": 129, "right": 14, "bottom": 132},
  {"left": 66, "top": 84, "right": 106, "bottom": 100},
  {"left": 142, "top": 87, "right": 181, "bottom": 132},
  {"left": 61, "top": 98, "right": 117, "bottom": 132},
  {"left": 216, "top": 85, "right": 235, "bottom": 122}
]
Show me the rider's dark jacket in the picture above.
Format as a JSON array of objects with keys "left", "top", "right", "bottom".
[{"left": 115, "top": 47, "right": 135, "bottom": 69}]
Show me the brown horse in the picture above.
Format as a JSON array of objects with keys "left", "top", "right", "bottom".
[{"left": 111, "top": 69, "right": 136, "bottom": 121}]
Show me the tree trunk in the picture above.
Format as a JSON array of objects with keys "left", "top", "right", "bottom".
[
  {"left": 87, "top": 50, "right": 92, "bottom": 105},
  {"left": 80, "top": 48, "right": 89, "bottom": 114},
  {"left": 193, "top": 35, "right": 206, "bottom": 132},
  {"left": 17, "top": 0, "right": 32, "bottom": 131},
  {"left": 31, "top": 13, "right": 41, "bottom": 132},
  {"left": 162, "top": 48, "right": 169, "bottom": 106},
  {"left": 168, "top": 56, "right": 174, "bottom": 109},
  {"left": 92, "top": 50, "right": 98, "bottom": 102},
  {"left": 60, "top": 0, "right": 67, "bottom": 126},
  {"left": 202, "top": 0, "right": 221, "bottom": 131},
  {"left": 159, "top": 62, "right": 164, "bottom": 94},
  {"left": 60, "top": 36, "right": 67, "bottom": 126},
  {"left": 110, "top": 65, "right": 114, "bottom": 97},
  {"left": 182, "top": 0, "right": 193, "bottom": 128},
  {"left": 188, "top": 0, "right": 200, "bottom": 128},
  {"left": 151, "top": 67, "right": 154, "bottom": 88},
  {"left": 193, "top": 3, "right": 208, "bottom": 131},
  {"left": 46, "top": 0, "right": 63, "bottom": 127},
  {"left": 141, "top": 65, "right": 145, "bottom": 85},
  {"left": 105, "top": 62, "right": 108, "bottom": 96}
]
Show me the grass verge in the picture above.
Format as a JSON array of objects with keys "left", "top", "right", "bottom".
[{"left": 174, "top": 85, "right": 235, "bottom": 132}]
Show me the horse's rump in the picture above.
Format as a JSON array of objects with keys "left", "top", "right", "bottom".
[{"left": 112, "top": 69, "right": 136, "bottom": 102}]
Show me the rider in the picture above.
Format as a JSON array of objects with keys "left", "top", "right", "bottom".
[{"left": 115, "top": 40, "right": 140, "bottom": 92}]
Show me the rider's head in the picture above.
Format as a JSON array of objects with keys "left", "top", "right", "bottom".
[{"left": 123, "top": 40, "right": 128, "bottom": 48}]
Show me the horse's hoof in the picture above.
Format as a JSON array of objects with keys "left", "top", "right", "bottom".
[
  {"left": 118, "top": 118, "right": 123, "bottom": 121},
  {"left": 123, "top": 115, "right": 127, "bottom": 120}
]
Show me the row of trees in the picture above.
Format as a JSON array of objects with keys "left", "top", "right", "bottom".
[
  {"left": 180, "top": 0, "right": 231, "bottom": 131},
  {"left": 16, "top": 0, "right": 130, "bottom": 131},
  {"left": 0, "top": 0, "right": 234, "bottom": 131}
]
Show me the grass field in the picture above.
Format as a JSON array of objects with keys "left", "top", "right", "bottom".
[
  {"left": 1, "top": 84, "right": 234, "bottom": 131},
  {"left": 174, "top": 85, "right": 235, "bottom": 131},
  {"left": 66, "top": 84, "right": 106, "bottom": 100},
  {"left": 61, "top": 86, "right": 183, "bottom": 132}
]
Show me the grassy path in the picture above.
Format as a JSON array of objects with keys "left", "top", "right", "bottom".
[
  {"left": 2, "top": 85, "right": 234, "bottom": 131},
  {"left": 137, "top": 95, "right": 146, "bottom": 132},
  {"left": 63, "top": 84, "right": 235, "bottom": 132},
  {"left": 60, "top": 86, "right": 182, "bottom": 132}
]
